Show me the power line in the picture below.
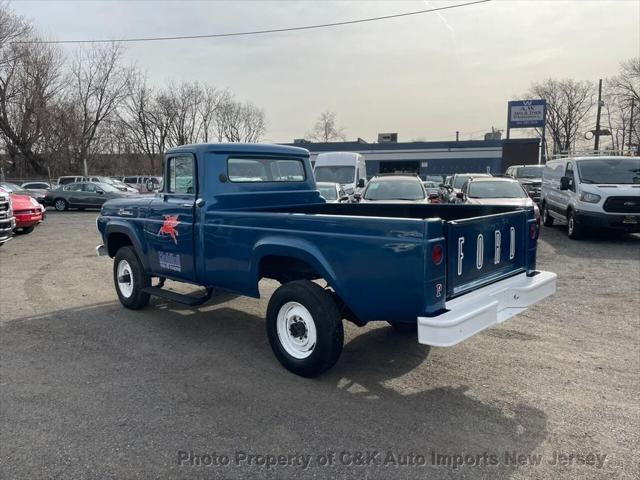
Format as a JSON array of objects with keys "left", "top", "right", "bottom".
[{"left": 13, "top": 0, "right": 491, "bottom": 45}]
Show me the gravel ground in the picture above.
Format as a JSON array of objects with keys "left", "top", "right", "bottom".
[{"left": 1, "top": 211, "right": 638, "bottom": 479}]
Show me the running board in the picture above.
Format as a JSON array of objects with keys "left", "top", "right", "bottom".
[{"left": 141, "top": 286, "right": 214, "bottom": 307}]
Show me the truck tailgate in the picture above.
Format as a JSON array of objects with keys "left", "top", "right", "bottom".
[{"left": 445, "top": 210, "right": 532, "bottom": 299}]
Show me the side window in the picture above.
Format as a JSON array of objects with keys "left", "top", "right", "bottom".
[
  {"left": 64, "top": 183, "right": 82, "bottom": 192},
  {"left": 228, "top": 157, "right": 305, "bottom": 182},
  {"left": 124, "top": 176, "right": 136, "bottom": 183},
  {"left": 167, "top": 155, "right": 195, "bottom": 194},
  {"left": 84, "top": 183, "right": 98, "bottom": 193},
  {"left": 565, "top": 163, "right": 575, "bottom": 190}
]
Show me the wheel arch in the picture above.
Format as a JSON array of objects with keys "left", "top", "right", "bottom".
[
  {"left": 250, "top": 237, "right": 341, "bottom": 298},
  {"left": 105, "top": 222, "right": 150, "bottom": 270}
]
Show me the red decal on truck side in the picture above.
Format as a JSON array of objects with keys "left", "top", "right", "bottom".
[{"left": 158, "top": 215, "right": 180, "bottom": 244}]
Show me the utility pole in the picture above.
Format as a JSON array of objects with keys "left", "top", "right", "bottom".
[
  {"left": 629, "top": 98, "right": 635, "bottom": 152},
  {"left": 594, "top": 79, "right": 603, "bottom": 151},
  {"left": 455, "top": 131, "right": 459, "bottom": 142}
]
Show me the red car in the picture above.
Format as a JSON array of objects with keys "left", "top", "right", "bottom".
[{"left": 0, "top": 187, "right": 44, "bottom": 234}]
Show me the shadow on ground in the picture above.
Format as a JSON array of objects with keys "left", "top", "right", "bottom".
[{"left": 1, "top": 301, "right": 547, "bottom": 479}]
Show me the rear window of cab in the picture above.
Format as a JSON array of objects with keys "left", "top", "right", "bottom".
[{"left": 227, "top": 157, "right": 305, "bottom": 182}]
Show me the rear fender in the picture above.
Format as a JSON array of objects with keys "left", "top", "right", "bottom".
[{"left": 250, "top": 236, "right": 341, "bottom": 298}]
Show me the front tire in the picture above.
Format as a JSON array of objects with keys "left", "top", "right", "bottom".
[
  {"left": 266, "top": 281, "right": 344, "bottom": 377},
  {"left": 113, "top": 246, "right": 150, "bottom": 309},
  {"left": 567, "top": 210, "right": 582, "bottom": 239},
  {"left": 542, "top": 203, "right": 554, "bottom": 227},
  {"left": 54, "top": 199, "right": 68, "bottom": 211}
]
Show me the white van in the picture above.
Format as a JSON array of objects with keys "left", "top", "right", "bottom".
[
  {"left": 540, "top": 156, "right": 640, "bottom": 239},
  {"left": 313, "top": 152, "right": 367, "bottom": 196}
]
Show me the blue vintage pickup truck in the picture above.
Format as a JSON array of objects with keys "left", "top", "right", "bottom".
[{"left": 96, "top": 144, "right": 556, "bottom": 377}]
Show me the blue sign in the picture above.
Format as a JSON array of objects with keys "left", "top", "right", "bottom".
[{"left": 508, "top": 99, "right": 546, "bottom": 128}]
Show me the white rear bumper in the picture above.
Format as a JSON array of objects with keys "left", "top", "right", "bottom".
[{"left": 417, "top": 270, "right": 556, "bottom": 347}]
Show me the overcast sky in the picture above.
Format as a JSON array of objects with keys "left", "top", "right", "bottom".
[{"left": 12, "top": 0, "right": 640, "bottom": 143}]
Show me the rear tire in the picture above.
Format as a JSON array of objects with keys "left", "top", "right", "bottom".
[
  {"left": 567, "top": 210, "right": 582, "bottom": 239},
  {"left": 542, "top": 203, "right": 554, "bottom": 227},
  {"left": 54, "top": 199, "right": 68, "bottom": 211},
  {"left": 266, "top": 280, "right": 344, "bottom": 377},
  {"left": 113, "top": 246, "right": 150, "bottom": 309}
]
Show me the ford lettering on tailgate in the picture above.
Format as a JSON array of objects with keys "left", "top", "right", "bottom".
[{"left": 446, "top": 211, "right": 527, "bottom": 298}]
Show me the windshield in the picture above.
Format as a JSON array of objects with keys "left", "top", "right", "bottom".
[
  {"left": 315, "top": 166, "right": 355, "bottom": 184},
  {"left": 576, "top": 158, "right": 640, "bottom": 184},
  {"left": 364, "top": 179, "right": 425, "bottom": 201},
  {"left": 317, "top": 185, "right": 338, "bottom": 200},
  {"left": 516, "top": 166, "right": 544, "bottom": 178},
  {"left": 0, "top": 182, "right": 26, "bottom": 193},
  {"left": 453, "top": 175, "right": 473, "bottom": 189},
  {"left": 468, "top": 181, "right": 527, "bottom": 199}
]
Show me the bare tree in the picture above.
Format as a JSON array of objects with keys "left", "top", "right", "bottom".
[
  {"left": 527, "top": 79, "right": 595, "bottom": 154},
  {"left": 610, "top": 57, "right": 640, "bottom": 104},
  {"left": 213, "top": 96, "right": 266, "bottom": 143},
  {"left": 306, "top": 111, "right": 346, "bottom": 142},
  {"left": 0, "top": 4, "right": 64, "bottom": 176},
  {"left": 69, "top": 42, "right": 131, "bottom": 175},
  {"left": 607, "top": 58, "right": 639, "bottom": 151}
]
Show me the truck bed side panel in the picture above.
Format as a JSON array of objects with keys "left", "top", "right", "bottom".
[{"left": 199, "top": 210, "right": 428, "bottom": 322}]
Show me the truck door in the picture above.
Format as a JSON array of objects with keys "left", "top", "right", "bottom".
[{"left": 144, "top": 154, "right": 198, "bottom": 282}]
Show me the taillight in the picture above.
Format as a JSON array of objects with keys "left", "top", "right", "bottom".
[
  {"left": 529, "top": 223, "right": 537, "bottom": 239},
  {"left": 432, "top": 244, "right": 443, "bottom": 265}
]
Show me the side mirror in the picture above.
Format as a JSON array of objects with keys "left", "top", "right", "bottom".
[
  {"left": 353, "top": 192, "right": 362, "bottom": 202},
  {"left": 428, "top": 193, "right": 439, "bottom": 200},
  {"left": 97, "top": 190, "right": 104, "bottom": 194},
  {"left": 340, "top": 196, "right": 349, "bottom": 202},
  {"left": 456, "top": 192, "right": 465, "bottom": 199},
  {"left": 357, "top": 178, "right": 365, "bottom": 188},
  {"left": 560, "top": 176, "right": 571, "bottom": 190},
  {"left": 439, "top": 183, "right": 445, "bottom": 188}
]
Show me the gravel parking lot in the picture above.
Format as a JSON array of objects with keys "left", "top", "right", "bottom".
[{"left": 1, "top": 211, "right": 638, "bottom": 479}]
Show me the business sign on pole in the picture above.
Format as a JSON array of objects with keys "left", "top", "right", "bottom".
[{"left": 507, "top": 99, "right": 546, "bottom": 128}]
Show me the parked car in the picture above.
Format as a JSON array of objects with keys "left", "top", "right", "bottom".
[
  {"left": 121, "top": 176, "right": 162, "bottom": 193},
  {"left": 354, "top": 175, "right": 427, "bottom": 203},
  {"left": 44, "top": 182, "right": 132, "bottom": 211},
  {"left": 441, "top": 173, "right": 492, "bottom": 203},
  {"left": 313, "top": 152, "right": 367, "bottom": 196},
  {"left": 316, "top": 182, "right": 349, "bottom": 203},
  {"left": 21, "top": 181, "right": 51, "bottom": 190},
  {"left": 506, "top": 164, "right": 545, "bottom": 203},
  {"left": 56, "top": 176, "right": 84, "bottom": 186},
  {"left": 0, "top": 189, "right": 16, "bottom": 246},
  {"left": 540, "top": 156, "right": 640, "bottom": 239},
  {"left": 96, "top": 143, "right": 555, "bottom": 377},
  {"left": 0, "top": 182, "right": 47, "bottom": 205},
  {"left": 0, "top": 187, "right": 44, "bottom": 234},
  {"left": 457, "top": 177, "right": 540, "bottom": 226},
  {"left": 83, "top": 176, "right": 137, "bottom": 193},
  {"left": 422, "top": 181, "right": 441, "bottom": 203}
]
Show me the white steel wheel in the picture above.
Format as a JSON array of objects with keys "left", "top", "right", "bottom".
[
  {"left": 276, "top": 301, "right": 318, "bottom": 359},
  {"left": 117, "top": 259, "right": 134, "bottom": 298}
]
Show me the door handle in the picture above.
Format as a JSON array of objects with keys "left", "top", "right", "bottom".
[
  {"left": 195, "top": 198, "right": 205, "bottom": 208},
  {"left": 182, "top": 203, "right": 194, "bottom": 207}
]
